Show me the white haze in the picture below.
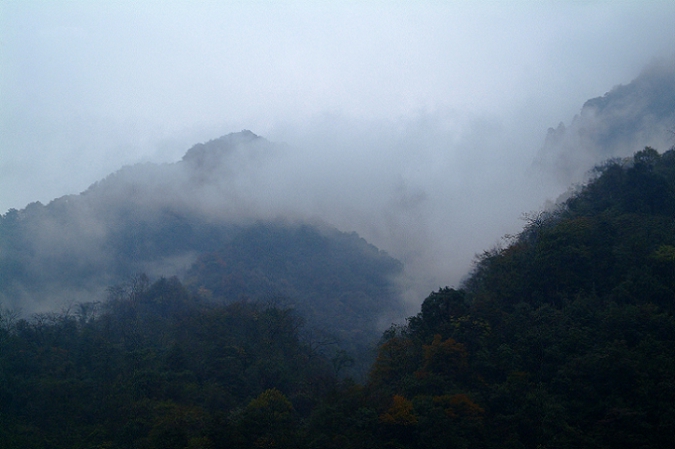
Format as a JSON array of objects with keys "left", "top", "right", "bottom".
[{"left": 2, "top": 1, "right": 675, "bottom": 308}]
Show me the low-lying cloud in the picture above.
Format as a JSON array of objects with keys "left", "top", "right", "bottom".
[{"left": 2, "top": 2, "right": 675, "bottom": 313}]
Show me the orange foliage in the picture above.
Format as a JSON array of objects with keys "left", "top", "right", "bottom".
[{"left": 380, "top": 395, "right": 418, "bottom": 426}]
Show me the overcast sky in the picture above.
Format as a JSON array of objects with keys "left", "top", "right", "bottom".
[{"left": 2, "top": 1, "right": 675, "bottom": 297}]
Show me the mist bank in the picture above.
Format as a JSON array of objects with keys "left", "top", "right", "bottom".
[
  {"left": 0, "top": 122, "right": 542, "bottom": 316},
  {"left": 2, "top": 58, "right": 674, "bottom": 318}
]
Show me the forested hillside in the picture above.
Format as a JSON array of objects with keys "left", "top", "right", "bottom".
[
  {"left": 184, "top": 222, "right": 403, "bottom": 368},
  {"left": 2, "top": 147, "right": 673, "bottom": 448},
  {"left": 319, "top": 147, "right": 675, "bottom": 448}
]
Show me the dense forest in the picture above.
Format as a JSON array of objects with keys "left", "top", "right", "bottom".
[
  {"left": 342, "top": 147, "right": 675, "bottom": 448},
  {"left": 1, "top": 147, "right": 675, "bottom": 448},
  {"left": 0, "top": 276, "right": 337, "bottom": 448}
]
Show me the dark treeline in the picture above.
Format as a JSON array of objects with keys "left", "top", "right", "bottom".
[
  {"left": 2, "top": 147, "right": 675, "bottom": 448},
  {"left": 0, "top": 275, "right": 337, "bottom": 448}
]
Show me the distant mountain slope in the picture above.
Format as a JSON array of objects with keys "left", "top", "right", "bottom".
[
  {"left": 536, "top": 58, "right": 675, "bottom": 187},
  {"left": 184, "top": 222, "right": 403, "bottom": 344},
  {"left": 0, "top": 132, "right": 405, "bottom": 348}
]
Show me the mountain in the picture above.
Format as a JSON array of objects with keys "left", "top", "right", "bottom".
[
  {"left": 311, "top": 147, "right": 675, "bottom": 448},
  {"left": 536, "top": 58, "right": 675, "bottom": 187},
  {"left": 3, "top": 146, "right": 673, "bottom": 448},
  {"left": 0, "top": 131, "right": 405, "bottom": 349}
]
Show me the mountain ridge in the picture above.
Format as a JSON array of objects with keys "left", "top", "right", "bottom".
[
  {"left": 0, "top": 132, "right": 406, "bottom": 349},
  {"left": 536, "top": 58, "right": 675, "bottom": 186}
]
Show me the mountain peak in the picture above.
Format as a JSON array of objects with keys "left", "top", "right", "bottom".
[{"left": 181, "top": 130, "right": 264, "bottom": 167}]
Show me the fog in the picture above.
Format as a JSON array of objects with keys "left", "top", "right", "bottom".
[{"left": 2, "top": 1, "right": 675, "bottom": 307}]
